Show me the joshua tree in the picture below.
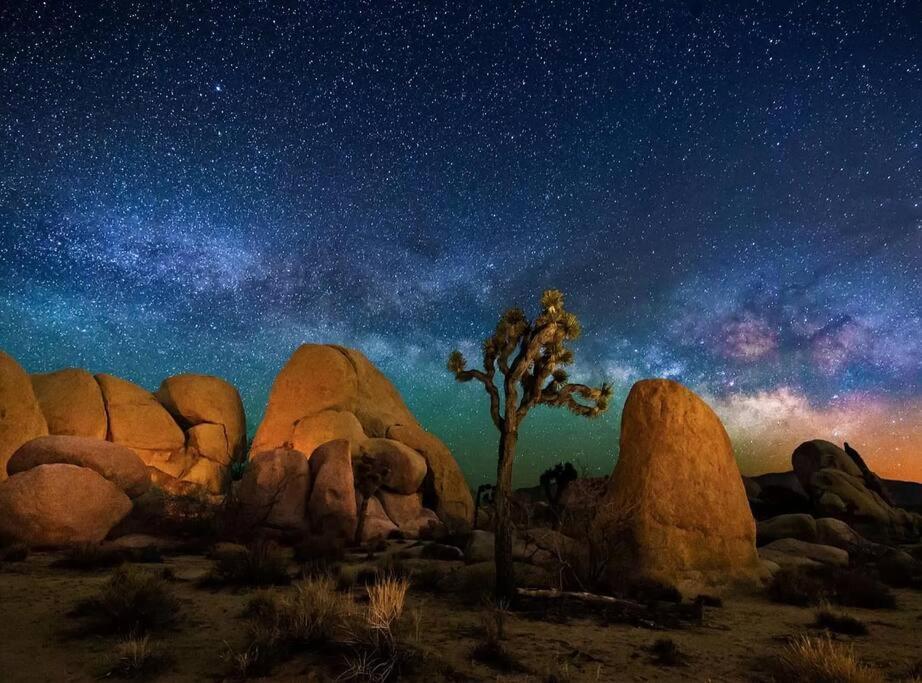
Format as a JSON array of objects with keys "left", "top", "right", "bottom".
[
  {"left": 354, "top": 454, "right": 390, "bottom": 546},
  {"left": 448, "top": 289, "right": 612, "bottom": 601},
  {"left": 473, "top": 483, "right": 496, "bottom": 529}
]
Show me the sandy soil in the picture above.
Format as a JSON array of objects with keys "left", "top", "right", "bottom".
[{"left": 1, "top": 551, "right": 921, "bottom": 682}]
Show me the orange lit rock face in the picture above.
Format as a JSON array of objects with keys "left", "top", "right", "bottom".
[
  {"left": 308, "top": 440, "right": 357, "bottom": 540},
  {"left": 594, "top": 378, "right": 761, "bottom": 592},
  {"left": 155, "top": 373, "right": 247, "bottom": 463},
  {"left": 7, "top": 435, "right": 150, "bottom": 498},
  {"left": 95, "top": 373, "right": 186, "bottom": 454},
  {"left": 249, "top": 343, "right": 473, "bottom": 526},
  {"left": 0, "top": 351, "right": 48, "bottom": 480},
  {"left": 31, "top": 368, "right": 108, "bottom": 440},
  {"left": 237, "top": 448, "right": 312, "bottom": 530},
  {"left": 0, "top": 463, "right": 132, "bottom": 545}
]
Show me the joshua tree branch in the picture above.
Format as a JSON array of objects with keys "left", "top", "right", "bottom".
[
  {"left": 540, "top": 382, "right": 609, "bottom": 417},
  {"left": 455, "top": 369, "right": 503, "bottom": 429}
]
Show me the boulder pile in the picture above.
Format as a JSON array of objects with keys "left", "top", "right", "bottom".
[
  {"left": 238, "top": 344, "right": 473, "bottom": 542},
  {"left": 0, "top": 435, "right": 149, "bottom": 545},
  {"left": 746, "top": 440, "right": 922, "bottom": 546},
  {"left": 0, "top": 350, "right": 246, "bottom": 495}
]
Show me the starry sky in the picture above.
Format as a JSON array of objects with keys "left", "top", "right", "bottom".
[{"left": 1, "top": 1, "right": 920, "bottom": 487}]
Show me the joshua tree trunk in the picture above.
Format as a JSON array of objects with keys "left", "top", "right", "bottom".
[
  {"left": 495, "top": 426, "right": 518, "bottom": 603},
  {"left": 354, "top": 496, "right": 370, "bottom": 546}
]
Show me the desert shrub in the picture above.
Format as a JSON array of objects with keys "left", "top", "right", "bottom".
[
  {"left": 205, "top": 541, "right": 290, "bottom": 587},
  {"left": 72, "top": 566, "right": 178, "bottom": 635},
  {"left": 408, "top": 563, "right": 444, "bottom": 592},
  {"left": 105, "top": 633, "right": 169, "bottom": 678},
  {"left": 693, "top": 594, "right": 723, "bottom": 608},
  {"left": 228, "top": 577, "right": 358, "bottom": 677},
  {"left": 772, "top": 634, "right": 884, "bottom": 683},
  {"left": 54, "top": 543, "right": 125, "bottom": 570},
  {"left": 768, "top": 566, "right": 895, "bottom": 609},
  {"left": 814, "top": 607, "right": 868, "bottom": 636},
  {"left": 650, "top": 638, "right": 686, "bottom": 666},
  {"left": 874, "top": 552, "right": 922, "bottom": 589},
  {"left": 293, "top": 532, "right": 347, "bottom": 563},
  {"left": 626, "top": 578, "right": 682, "bottom": 604},
  {"left": 470, "top": 600, "right": 525, "bottom": 673},
  {"left": 0, "top": 542, "right": 29, "bottom": 562}
]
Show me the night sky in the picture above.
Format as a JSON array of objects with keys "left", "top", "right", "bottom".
[{"left": 1, "top": 2, "right": 920, "bottom": 487}]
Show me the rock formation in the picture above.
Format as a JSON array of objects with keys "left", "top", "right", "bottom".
[
  {"left": 31, "top": 368, "right": 108, "bottom": 439},
  {"left": 248, "top": 344, "right": 472, "bottom": 529},
  {"left": 0, "top": 351, "right": 48, "bottom": 480},
  {"left": 0, "top": 464, "right": 132, "bottom": 545},
  {"left": 789, "top": 439, "right": 922, "bottom": 543},
  {"left": 592, "top": 378, "right": 761, "bottom": 592},
  {"left": 7, "top": 435, "right": 150, "bottom": 498}
]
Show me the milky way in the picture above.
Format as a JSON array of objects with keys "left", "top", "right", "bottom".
[{"left": 1, "top": 2, "right": 920, "bottom": 485}]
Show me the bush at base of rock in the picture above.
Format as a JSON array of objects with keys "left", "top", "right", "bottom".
[{"left": 767, "top": 564, "right": 896, "bottom": 609}]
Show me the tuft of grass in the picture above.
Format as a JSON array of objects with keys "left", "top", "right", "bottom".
[
  {"left": 54, "top": 543, "right": 124, "bottom": 570},
  {"left": 105, "top": 633, "right": 169, "bottom": 679},
  {"left": 226, "top": 576, "right": 358, "bottom": 678},
  {"left": 204, "top": 541, "right": 290, "bottom": 588},
  {"left": 768, "top": 566, "right": 895, "bottom": 609},
  {"left": 814, "top": 606, "right": 868, "bottom": 636},
  {"left": 72, "top": 566, "right": 178, "bottom": 635},
  {"left": 772, "top": 634, "right": 884, "bottom": 683},
  {"left": 650, "top": 638, "right": 686, "bottom": 666}
]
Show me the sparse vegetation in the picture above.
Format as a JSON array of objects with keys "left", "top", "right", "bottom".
[
  {"left": 104, "top": 633, "right": 169, "bottom": 679},
  {"left": 814, "top": 606, "right": 869, "bottom": 635},
  {"left": 772, "top": 634, "right": 884, "bottom": 683},
  {"left": 53, "top": 543, "right": 125, "bottom": 570},
  {"left": 768, "top": 565, "right": 895, "bottom": 609},
  {"left": 71, "top": 566, "right": 178, "bottom": 635},
  {"left": 204, "top": 541, "right": 290, "bottom": 587},
  {"left": 650, "top": 638, "right": 686, "bottom": 666}
]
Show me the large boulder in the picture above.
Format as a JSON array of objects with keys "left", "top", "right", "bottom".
[
  {"left": 358, "top": 438, "right": 427, "bottom": 494},
  {"left": 237, "top": 449, "right": 311, "bottom": 530},
  {"left": 30, "top": 368, "right": 108, "bottom": 439},
  {"left": 386, "top": 423, "right": 473, "bottom": 526},
  {"left": 308, "top": 440, "right": 357, "bottom": 540},
  {"left": 0, "top": 464, "right": 132, "bottom": 545},
  {"left": 757, "top": 513, "right": 818, "bottom": 546},
  {"left": 290, "top": 410, "right": 366, "bottom": 461},
  {"left": 792, "top": 440, "right": 863, "bottom": 493},
  {"left": 95, "top": 374, "right": 185, "bottom": 461},
  {"left": 378, "top": 490, "right": 423, "bottom": 527},
  {"left": 155, "top": 374, "right": 247, "bottom": 462},
  {"left": 592, "top": 379, "right": 761, "bottom": 592},
  {"left": 0, "top": 351, "right": 48, "bottom": 480},
  {"left": 7, "top": 435, "right": 150, "bottom": 498},
  {"left": 759, "top": 538, "right": 849, "bottom": 567},
  {"left": 356, "top": 494, "right": 398, "bottom": 543}
]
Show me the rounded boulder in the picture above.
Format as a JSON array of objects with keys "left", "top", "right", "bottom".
[
  {"left": 31, "top": 368, "right": 108, "bottom": 439},
  {"left": 7, "top": 435, "right": 150, "bottom": 498},
  {"left": 592, "top": 379, "right": 760, "bottom": 592},
  {"left": 0, "top": 351, "right": 48, "bottom": 480},
  {"left": 0, "top": 464, "right": 133, "bottom": 545}
]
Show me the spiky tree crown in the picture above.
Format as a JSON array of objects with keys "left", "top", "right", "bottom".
[{"left": 448, "top": 289, "right": 612, "bottom": 429}]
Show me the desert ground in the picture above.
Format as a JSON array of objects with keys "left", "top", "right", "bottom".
[{"left": 1, "top": 541, "right": 921, "bottom": 682}]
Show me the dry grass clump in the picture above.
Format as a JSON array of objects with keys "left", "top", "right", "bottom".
[
  {"left": 814, "top": 605, "right": 868, "bottom": 636},
  {"left": 772, "top": 634, "right": 884, "bottom": 683},
  {"left": 227, "top": 576, "right": 358, "bottom": 678},
  {"left": 343, "top": 574, "right": 416, "bottom": 681},
  {"left": 205, "top": 541, "right": 290, "bottom": 588},
  {"left": 72, "top": 566, "right": 178, "bottom": 635},
  {"left": 104, "top": 633, "right": 169, "bottom": 678},
  {"left": 649, "top": 638, "right": 686, "bottom": 666},
  {"left": 54, "top": 543, "right": 125, "bottom": 570},
  {"left": 768, "top": 566, "right": 895, "bottom": 609}
]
